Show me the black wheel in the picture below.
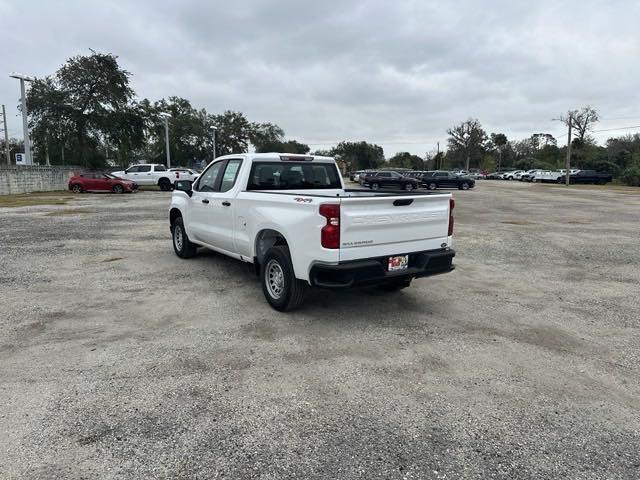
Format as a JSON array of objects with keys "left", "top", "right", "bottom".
[
  {"left": 428, "top": 182, "right": 437, "bottom": 190},
  {"left": 159, "top": 179, "right": 172, "bottom": 191},
  {"left": 556, "top": 177, "right": 564, "bottom": 184},
  {"left": 71, "top": 184, "right": 83, "bottom": 193},
  {"left": 403, "top": 183, "right": 414, "bottom": 191},
  {"left": 371, "top": 183, "right": 380, "bottom": 191},
  {"left": 378, "top": 278, "right": 412, "bottom": 291},
  {"left": 260, "top": 246, "right": 307, "bottom": 311},
  {"left": 171, "top": 217, "right": 197, "bottom": 258},
  {"left": 112, "top": 184, "right": 124, "bottom": 194},
  {"left": 459, "top": 182, "right": 470, "bottom": 190}
]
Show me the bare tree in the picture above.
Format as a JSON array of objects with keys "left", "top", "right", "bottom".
[
  {"left": 561, "top": 106, "right": 599, "bottom": 143},
  {"left": 447, "top": 119, "right": 487, "bottom": 171}
]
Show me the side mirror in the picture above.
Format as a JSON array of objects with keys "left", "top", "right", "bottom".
[{"left": 175, "top": 180, "right": 193, "bottom": 197}]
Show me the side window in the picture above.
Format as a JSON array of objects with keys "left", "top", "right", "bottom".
[
  {"left": 138, "top": 165, "right": 151, "bottom": 172},
  {"left": 219, "top": 160, "right": 243, "bottom": 192},
  {"left": 380, "top": 172, "right": 391, "bottom": 178},
  {"left": 436, "top": 172, "right": 447, "bottom": 178},
  {"left": 126, "top": 166, "right": 139, "bottom": 173},
  {"left": 155, "top": 165, "right": 166, "bottom": 172},
  {"left": 195, "top": 161, "right": 224, "bottom": 192}
]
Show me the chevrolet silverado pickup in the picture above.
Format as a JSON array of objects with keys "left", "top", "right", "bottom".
[
  {"left": 112, "top": 164, "right": 179, "bottom": 191},
  {"left": 169, "top": 153, "right": 456, "bottom": 311}
]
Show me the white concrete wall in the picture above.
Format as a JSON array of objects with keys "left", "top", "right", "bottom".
[{"left": 0, "top": 166, "right": 78, "bottom": 195}]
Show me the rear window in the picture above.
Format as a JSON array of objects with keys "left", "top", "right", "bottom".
[{"left": 247, "top": 162, "right": 342, "bottom": 190}]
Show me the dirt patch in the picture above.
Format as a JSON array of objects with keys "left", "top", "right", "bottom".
[
  {"left": 45, "top": 208, "right": 95, "bottom": 216},
  {"left": 0, "top": 192, "right": 74, "bottom": 208}
]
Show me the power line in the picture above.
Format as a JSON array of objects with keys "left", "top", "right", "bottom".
[{"left": 591, "top": 125, "right": 640, "bottom": 133}]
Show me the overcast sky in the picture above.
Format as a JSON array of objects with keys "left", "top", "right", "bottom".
[{"left": 1, "top": 0, "right": 639, "bottom": 156}]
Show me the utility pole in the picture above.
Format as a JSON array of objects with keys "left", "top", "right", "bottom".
[
  {"left": 436, "top": 141, "right": 440, "bottom": 169},
  {"left": 159, "top": 112, "right": 171, "bottom": 168},
  {"left": 565, "top": 113, "right": 572, "bottom": 186},
  {"left": 1, "top": 104, "right": 10, "bottom": 166},
  {"left": 210, "top": 125, "right": 217, "bottom": 161},
  {"left": 10, "top": 73, "right": 34, "bottom": 165}
]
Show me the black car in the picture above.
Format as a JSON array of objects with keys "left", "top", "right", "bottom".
[
  {"left": 362, "top": 171, "right": 421, "bottom": 191},
  {"left": 559, "top": 170, "right": 613, "bottom": 185},
  {"left": 421, "top": 171, "right": 475, "bottom": 190}
]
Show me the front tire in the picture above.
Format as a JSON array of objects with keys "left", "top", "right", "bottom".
[
  {"left": 403, "top": 183, "right": 414, "bottom": 191},
  {"left": 459, "top": 182, "right": 470, "bottom": 190},
  {"left": 172, "top": 217, "right": 198, "bottom": 258},
  {"left": 261, "top": 246, "right": 306, "bottom": 311},
  {"left": 428, "top": 182, "right": 437, "bottom": 190},
  {"left": 112, "top": 184, "right": 124, "bottom": 194},
  {"left": 371, "top": 183, "right": 380, "bottom": 191}
]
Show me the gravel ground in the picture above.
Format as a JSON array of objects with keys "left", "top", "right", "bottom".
[{"left": 0, "top": 181, "right": 639, "bottom": 479}]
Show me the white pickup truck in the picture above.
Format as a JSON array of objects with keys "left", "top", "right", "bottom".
[
  {"left": 112, "top": 164, "right": 179, "bottom": 191},
  {"left": 169, "top": 153, "right": 456, "bottom": 311}
]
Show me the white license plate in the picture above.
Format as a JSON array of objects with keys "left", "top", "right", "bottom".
[{"left": 388, "top": 255, "right": 409, "bottom": 271}]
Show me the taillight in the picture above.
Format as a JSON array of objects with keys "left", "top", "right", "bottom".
[
  {"left": 319, "top": 203, "right": 340, "bottom": 249},
  {"left": 175, "top": 171, "right": 180, "bottom": 179},
  {"left": 448, "top": 198, "right": 455, "bottom": 236}
]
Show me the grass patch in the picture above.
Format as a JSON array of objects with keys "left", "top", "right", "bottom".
[
  {"left": 45, "top": 208, "right": 95, "bottom": 216},
  {"left": 0, "top": 191, "right": 75, "bottom": 208}
]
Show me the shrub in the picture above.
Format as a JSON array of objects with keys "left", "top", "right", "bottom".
[{"left": 621, "top": 163, "right": 640, "bottom": 186}]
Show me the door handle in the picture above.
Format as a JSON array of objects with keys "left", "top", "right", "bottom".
[
  {"left": 222, "top": 201, "right": 231, "bottom": 207},
  {"left": 201, "top": 199, "right": 209, "bottom": 204}
]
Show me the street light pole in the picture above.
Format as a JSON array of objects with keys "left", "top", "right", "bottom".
[
  {"left": 210, "top": 125, "right": 217, "bottom": 161},
  {"left": 159, "top": 112, "right": 171, "bottom": 168},
  {"left": 9, "top": 72, "right": 35, "bottom": 165}
]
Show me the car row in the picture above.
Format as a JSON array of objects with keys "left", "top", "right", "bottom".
[
  {"left": 68, "top": 165, "right": 201, "bottom": 194},
  {"left": 358, "top": 170, "right": 475, "bottom": 191},
  {"left": 486, "top": 169, "right": 612, "bottom": 184}
]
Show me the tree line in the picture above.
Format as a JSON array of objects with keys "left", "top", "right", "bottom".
[{"left": 2, "top": 51, "right": 639, "bottom": 185}]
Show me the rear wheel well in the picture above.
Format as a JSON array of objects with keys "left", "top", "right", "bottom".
[
  {"left": 254, "top": 229, "right": 289, "bottom": 268},
  {"left": 169, "top": 208, "right": 182, "bottom": 227}
]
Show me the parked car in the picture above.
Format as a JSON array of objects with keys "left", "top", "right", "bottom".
[
  {"left": 558, "top": 170, "right": 613, "bottom": 185},
  {"left": 111, "top": 164, "right": 179, "bottom": 191},
  {"left": 169, "top": 168, "right": 200, "bottom": 183},
  {"left": 505, "top": 170, "right": 525, "bottom": 180},
  {"left": 421, "top": 171, "right": 475, "bottom": 190},
  {"left": 169, "top": 153, "right": 456, "bottom": 311},
  {"left": 361, "top": 171, "right": 421, "bottom": 191},
  {"left": 68, "top": 172, "right": 138, "bottom": 194},
  {"left": 520, "top": 170, "right": 542, "bottom": 182}
]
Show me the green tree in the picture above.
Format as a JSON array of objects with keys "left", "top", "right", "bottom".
[
  {"left": 330, "top": 141, "right": 384, "bottom": 170},
  {"left": 489, "top": 133, "right": 508, "bottom": 170},
  {"left": 388, "top": 152, "right": 424, "bottom": 170},
  {"left": 27, "top": 51, "right": 136, "bottom": 167},
  {"left": 447, "top": 119, "right": 487, "bottom": 171}
]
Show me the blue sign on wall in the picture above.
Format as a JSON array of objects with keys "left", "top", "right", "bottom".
[{"left": 15, "top": 153, "right": 25, "bottom": 164}]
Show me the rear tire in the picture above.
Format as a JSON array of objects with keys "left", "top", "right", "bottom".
[
  {"left": 404, "top": 183, "right": 414, "bottom": 191},
  {"left": 261, "top": 246, "right": 306, "bottom": 311},
  {"left": 159, "top": 178, "right": 172, "bottom": 191},
  {"left": 71, "top": 184, "right": 83, "bottom": 193},
  {"left": 371, "top": 183, "right": 380, "bottom": 191},
  {"left": 459, "top": 182, "right": 469, "bottom": 190},
  {"left": 172, "top": 217, "right": 198, "bottom": 258},
  {"left": 428, "top": 182, "right": 437, "bottom": 190},
  {"left": 379, "top": 279, "right": 412, "bottom": 291}
]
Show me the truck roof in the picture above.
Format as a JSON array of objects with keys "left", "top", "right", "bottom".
[{"left": 215, "top": 153, "right": 336, "bottom": 163}]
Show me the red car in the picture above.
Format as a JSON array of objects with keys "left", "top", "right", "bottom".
[{"left": 68, "top": 173, "right": 138, "bottom": 194}]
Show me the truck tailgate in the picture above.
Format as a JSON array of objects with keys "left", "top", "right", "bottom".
[{"left": 339, "top": 193, "right": 451, "bottom": 261}]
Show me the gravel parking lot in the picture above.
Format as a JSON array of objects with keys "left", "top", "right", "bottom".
[{"left": 1, "top": 181, "right": 639, "bottom": 479}]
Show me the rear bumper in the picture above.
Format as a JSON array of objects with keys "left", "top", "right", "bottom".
[{"left": 309, "top": 248, "right": 455, "bottom": 289}]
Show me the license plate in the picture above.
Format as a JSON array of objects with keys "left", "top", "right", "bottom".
[{"left": 388, "top": 255, "right": 409, "bottom": 271}]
